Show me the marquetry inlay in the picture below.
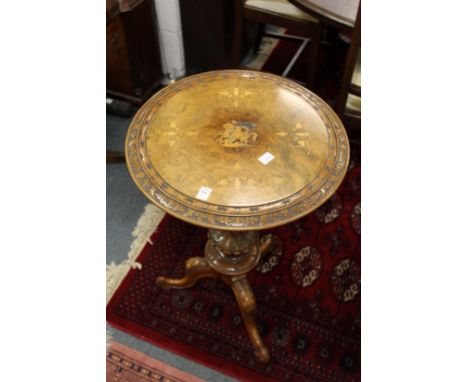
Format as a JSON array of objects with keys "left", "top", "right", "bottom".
[{"left": 125, "top": 70, "right": 350, "bottom": 230}]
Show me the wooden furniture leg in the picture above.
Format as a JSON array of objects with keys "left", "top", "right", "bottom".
[
  {"left": 156, "top": 230, "right": 274, "bottom": 362},
  {"left": 306, "top": 24, "right": 323, "bottom": 89},
  {"left": 156, "top": 257, "right": 218, "bottom": 288},
  {"left": 222, "top": 274, "right": 270, "bottom": 362},
  {"left": 106, "top": 150, "right": 125, "bottom": 164},
  {"left": 253, "top": 23, "right": 266, "bottom": 53}
]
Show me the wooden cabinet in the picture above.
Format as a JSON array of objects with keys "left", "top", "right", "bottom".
[
  {"left": 180, "top": 0, "right": 257, "bottom": 74},
  {"left": 106, "top": 0, "right": 163, "bottom": 104}
]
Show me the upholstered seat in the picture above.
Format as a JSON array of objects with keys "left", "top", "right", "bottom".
[
  {"left": 351, "top": 48, "right": 361, "bottom": 87},
  {"left": 346, "top": 93, "right": 361, "bottom": 112},
  {"left": 335, "top": 1, "right": 360, "bottom": 140},
  {"left": 346, "top": 48, "right": 361, "bottom": 112},
  {"left": 245, "top": 0, "right": 319, "bottom": 23}
]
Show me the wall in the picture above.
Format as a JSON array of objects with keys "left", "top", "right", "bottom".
[{"left": 154, "top": 0, "right": 186, "bottom": 81}]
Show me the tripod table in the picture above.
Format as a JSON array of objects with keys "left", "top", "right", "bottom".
[{"left": 125, "top": 70, "right": 350, "bottom": 362}]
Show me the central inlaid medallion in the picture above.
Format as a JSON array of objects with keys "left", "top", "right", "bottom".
[{"left": 215, "top": 120, "right": 258, "bottom": 148}]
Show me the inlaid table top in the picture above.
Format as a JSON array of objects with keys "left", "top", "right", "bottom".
[{"left": 125, "top": 70, "right": 349, "bottom": 231}]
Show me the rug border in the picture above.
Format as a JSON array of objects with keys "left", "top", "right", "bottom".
[{"left": 108, "top": 340, "right": 208, "bottom": 382}]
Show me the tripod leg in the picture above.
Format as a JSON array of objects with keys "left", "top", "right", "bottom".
[
  {"left": 223, "top": 275, "right": 270, "bottom": 363},
  {"left": 259, "top": 234, "right": 273, "bottom": 255},
  {"left": 156, "top": 257, "right": 218, "bottom": 289}
]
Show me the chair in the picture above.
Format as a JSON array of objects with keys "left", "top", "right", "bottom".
[
  {"left": 335, "top": 2, "right": 361, "bottom": 141},
  {"left": 233, "top": 0, "right": 323, "bottom": 89}
]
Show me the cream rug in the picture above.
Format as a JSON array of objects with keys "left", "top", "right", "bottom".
[
  {"left": 106, "top": 204, "right": 165, "bottom": 347},
  {"left": 107, "top": 203, "right": 165, "bottom": 303}
]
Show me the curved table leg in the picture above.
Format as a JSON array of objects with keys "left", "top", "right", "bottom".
[
  {"left": 156, "top": 257, "right": 218, "bottom": 289},
  {"left": 222, "top": 275, "right": 270, "bottom": 363},
  {"left": 155, "top": 231, "right": 271, "bottom": 363},
  {"left": 259, "top": 233, "right": 273, "bottom": 255}
]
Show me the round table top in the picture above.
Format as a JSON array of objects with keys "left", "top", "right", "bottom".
[{"left": 126, "top": 70, "right": 349, "bottom": 231}]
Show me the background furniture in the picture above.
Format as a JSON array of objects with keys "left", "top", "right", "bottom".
[
  {"left": 286, "top": 0, "right": 360, "bottom": 139},
  {"left": 106, "top": 0, "right": 163, "bottom": 104},
  {"left": 180, "top": 0, "right": 235, "bottom": 73},
  {"left": 106, "top": 150, "right": 126, "bottom": 164},
  {"left": 179, "top": 0, "right": 262, "bottom": 74},
  {"left": 335, "top": 3, "right": 360, "bottom": 141},
  {"left": 288, "top": 0, "right": 359, "bottom": 31},
  {"left": 234, "top": 0, "right": 322, "bottom": 89}
]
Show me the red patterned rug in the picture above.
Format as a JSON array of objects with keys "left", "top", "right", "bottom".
[
  {"left": 107, "top": 148, "right": 361, "bottom": 382},
  {"left": 107, "top": 341, "right": 207, "bottom": 382}
]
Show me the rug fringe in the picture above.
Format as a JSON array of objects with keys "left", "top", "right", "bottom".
[
  {"left": 106, "top": 204, "right": 165, "bottom": 348},
  {"left": 106, "top": 204, "right": 165, "bottom": 304}
]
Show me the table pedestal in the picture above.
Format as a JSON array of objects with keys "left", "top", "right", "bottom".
[{"left": 156, "top": 229, "right": 273, "bottom": 363}]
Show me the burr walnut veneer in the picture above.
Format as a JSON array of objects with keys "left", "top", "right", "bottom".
[{"left": 125, "top": 70, "right": 349, "bottom": 362}]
